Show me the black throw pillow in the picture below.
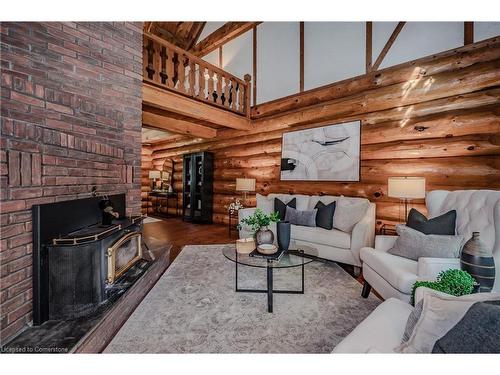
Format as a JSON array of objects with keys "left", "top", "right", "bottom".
[
  {"left": 406, "top": 208, "right": 456, "bottom": 235},
  {"left": 432, "top": 300, "right": 500, "bottom": 353},
  {"left": 314, "top": 201, "right": 336, "bottom": 230},
  {"left": 274, "top": 197, "right": 296, "bottom": 220}
]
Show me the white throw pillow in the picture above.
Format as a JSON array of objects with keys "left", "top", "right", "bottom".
[
  {"left": 256, "top": 193, "right": 273, "bottom": 214},
  {"left": 396, "top": 288, "right": 500, "bottom": 353},
  {"left": 333, "top": 197, "right": 370, "bottom": 232}
]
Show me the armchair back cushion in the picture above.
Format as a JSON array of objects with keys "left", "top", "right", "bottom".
[{"left": 426, "top": 190, "right": 500, "bottom": 291}]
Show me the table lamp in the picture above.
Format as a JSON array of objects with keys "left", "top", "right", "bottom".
[
  {"left": 149, "top": 170, "right": 161, "bottom": 190},
  {"left": 235, "top": 178, "right": 255, "bottom": 201},
  {"left": 388, "top": 177, "right": 426, "bottom": 222}
]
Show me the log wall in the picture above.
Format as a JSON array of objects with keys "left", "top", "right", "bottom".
[{"left": 142, "top": 36, "right": 500, "bottom": 227}]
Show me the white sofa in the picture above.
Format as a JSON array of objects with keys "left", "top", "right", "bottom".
[
  {"left": 238, "top": 193, "right": 376, "bottom": 272},
  {"left": 360, "top": 190, "right": 500, "bottom": 302}
]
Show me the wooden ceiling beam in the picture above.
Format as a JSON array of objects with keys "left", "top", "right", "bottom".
[
  {"left": 143, "top": 84, "right": 251, "bottom": 130},
  {"left": 190, "top": 22, "right": 261, "bottom": 57},
  {"left": 372, "top": 22, "right": 406, "bottom": 71},
  {"left": 186, "top": 22, "right": 206, "bottom": 50},
  {"left": 143, "top": 111, "right": 218, "bottom": 139},
  {"left": 151, "top": 23, "right": 190, "bottom": 49}
]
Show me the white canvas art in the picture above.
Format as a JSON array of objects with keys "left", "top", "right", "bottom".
[{"left": 280, "top": 120, "right": 361, "bottom": 181}]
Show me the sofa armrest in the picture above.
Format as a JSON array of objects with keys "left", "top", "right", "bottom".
[
  {"left": 417, "top": 257, "right": 461, "bottom": 279},
  {"left": 374, "top": 235, "right": 398, "bottom": 252},
  {"left": 350, "top": 203, "right": 376, "bottom": 265}
]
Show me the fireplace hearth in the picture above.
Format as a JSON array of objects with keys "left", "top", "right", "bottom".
[{"left": 32, "top": 194, "right": 146, "bottom": 324}]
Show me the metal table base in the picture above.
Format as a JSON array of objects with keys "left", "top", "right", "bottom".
[{"left": 234, "top": 253, "right": 305, "bottom": 313}]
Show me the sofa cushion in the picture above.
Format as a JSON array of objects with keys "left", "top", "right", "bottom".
[
  {"left": 333, "top": 197, "right": 370, "bottom": 233},
  {"left": 432, "top": 300, "right": 500, "bottom": 353},
  {"left": 268, "top": 193, "right": 310, "bottom": 211},
  {"left": 308, "top": 195, "right": 338, "bottom": 210},
  {"left": 396, "top": 288, "right": 500, "bottom": 353},
  {"left": 285, "top": 206, "right": 317, "bottom": 227},
  {"left": 332, "top": 298, "right": 413, "bottom": 353},
  {"left": 314, "top": 201, "right": 336, "bottom": 230},
  {"left": 360, "top": 248, "right": 418, "bottom": 294},
  {"left": 292, "top": 225, "right": 351, "bottom": 249},
  {"left": 407, "top": 208, "right": 456, "bottom": 235},
  {"left": 274, "top": 197, "right": 296, "bottom": 220}
]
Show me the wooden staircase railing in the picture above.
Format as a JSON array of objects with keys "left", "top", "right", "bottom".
[{"left": 143, "top": 33, "right": 251, "bottom": 118}]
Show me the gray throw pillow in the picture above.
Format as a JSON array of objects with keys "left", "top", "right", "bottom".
[
  {"left": 388, "top": 225, "right": 464, "bottom": 261},
  {"left": 284, "top": 206, "right": 317, "bottom": 227}
]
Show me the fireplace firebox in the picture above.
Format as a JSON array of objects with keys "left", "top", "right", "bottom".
[{"left": 32, "top": 194, "right": 145, "bottom": 325}]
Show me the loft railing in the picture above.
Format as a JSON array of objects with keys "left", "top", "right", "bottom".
[{"left": 143, "top": 33, "right": 251, "bottom": 118}]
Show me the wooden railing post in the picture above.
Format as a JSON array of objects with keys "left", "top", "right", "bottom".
[{"left": 244, "top": 74, "right": 252, "bottom": 118}]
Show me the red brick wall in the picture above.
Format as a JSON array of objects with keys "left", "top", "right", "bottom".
[{"left": 0, "top": 22, "right": 143, "bottom": 343}]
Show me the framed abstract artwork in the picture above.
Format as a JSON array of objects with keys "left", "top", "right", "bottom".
[{"left": 280, "top": 120, "right": 361, "bottom": 181}]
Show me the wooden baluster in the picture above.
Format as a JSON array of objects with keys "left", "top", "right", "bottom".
[
  {"left": 207, "top": 68, "right": 214, "bottom": 102},
  {"left": 152, "top": 42, "right": 161, "bottom": 84},
  {"left": 216, "top": 72, "right": 223, "bottom": 105},
  {"left": 198, "top": 65, "right": 206, "bottom": 99},
  {"left": 238, "top": 81, "right": 244, "bottom": 113},
  {"left": 159, "top": 46, "right": 167, "bottom": 86},
  {"left": 230, "top": 78, "right": 236, "bottom": 111},
  {"left": 166, "top": 47, "right": 175, "bottom": 87},
  {"left": 189, "top": 60, "right": 196, "bottom": 97},
  {"left": 223, "top": 76, "right": 229, "bottom": 108},
  {"left": 177, "top": 54, "right": 185, "bottom": 92}
]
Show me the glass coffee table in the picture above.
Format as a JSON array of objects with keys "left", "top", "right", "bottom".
[{"left": 222, "top": 246, "right": 318, "bottom": 313}]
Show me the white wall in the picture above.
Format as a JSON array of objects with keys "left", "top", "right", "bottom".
[
  {"left": 198, "top": 22, "right": 225, "bottom": 41},
  {"left": 475, "top": 22, "right": 500, "bottom": 42},
  {"left": 222, "top": 29, "right": 253, "bottom": 102},
  {"left": 197, "top": 22, "right": 500, "bottom": 105},
  {"left": 373, "top": 22, "right": 463, "bottom": 69},
  {"left": 304, "top": 22, "right": 365, "bottom": 91},
  {"left": 257, "top": 22, "right": 299, "bottom": 104}
]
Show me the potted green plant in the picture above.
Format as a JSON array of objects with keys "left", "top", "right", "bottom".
[
  {"left": 238, "top": 208, "right": 280, "bottom": 245},
  {"left": 411, "top": 268, "right": 477, "bottom": 305}
]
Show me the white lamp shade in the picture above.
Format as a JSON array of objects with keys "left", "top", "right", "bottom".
[
  {"left": 149, "top": 170, "right": 161, "bottom": 179},
  {"left": 161, "top": 171, "right": 170, "bottom": 180},
  {"left": 235, "top": 178, "right": 256, "bottom": 192},
  {"left": 388, "top": 177, "right": 426, "bottom": 199}
]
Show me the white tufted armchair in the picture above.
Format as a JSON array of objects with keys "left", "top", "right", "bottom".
[{"left": 360, "top": 190, "right": 500, "bottom": 302}]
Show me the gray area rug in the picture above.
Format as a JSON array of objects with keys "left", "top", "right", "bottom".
[{"left": 105, "top": 244, "right": 380, "bottom": 353}]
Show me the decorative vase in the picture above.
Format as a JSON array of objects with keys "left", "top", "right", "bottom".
[
  {"left": 255, "top": 226, "right": 274, "bottom": 245},
  {"left": 277, "top": 221, "right": 291, "bottom": 251},
  {"left": 460, "top": 232, "right": 496, "bottom": 292}
]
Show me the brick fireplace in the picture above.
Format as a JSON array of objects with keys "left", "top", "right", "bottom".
[{"left": 0, "top": 22, "right": 143, "bottom": 343}]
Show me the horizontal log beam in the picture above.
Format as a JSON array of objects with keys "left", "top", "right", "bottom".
[
  {"left": 143, "top": 111, "right": 217, "bottom": 139},
  {"left": 251, "top": 36, "right": 500, "bottom": 119},
  {"left": 143, "top": 84, "right": 251, "bottom": 130}
]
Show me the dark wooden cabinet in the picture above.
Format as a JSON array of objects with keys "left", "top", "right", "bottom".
[{"left": 182, "top": 152, "right": 213, "bottom": 224}]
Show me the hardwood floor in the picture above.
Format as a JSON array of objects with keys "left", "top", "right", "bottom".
[{"left": 143, "top": 217, "right": 235, "bottom": 262}]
